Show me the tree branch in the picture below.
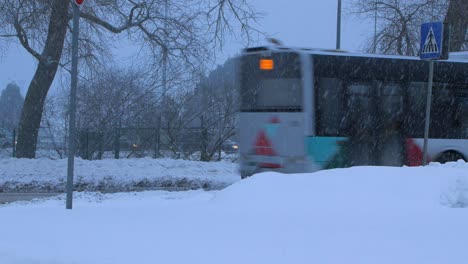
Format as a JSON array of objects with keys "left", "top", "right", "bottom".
[
  {"left": 79, "top": 3, "right": 149, "bottom": 34},
  {"left": 13, "top": 13, "right": 42, "bottom": 61}
]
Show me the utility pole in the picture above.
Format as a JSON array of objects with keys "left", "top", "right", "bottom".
[{"left": 336, "top": 0, "right": 342, "bottom": 50}]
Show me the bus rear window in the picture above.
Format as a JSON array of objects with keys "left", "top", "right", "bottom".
[
  {"left": 240, "top": 53, "right": 302, "bottom": 112},
  {"left": 255, "top": 79, "right": 302, "bottom": 109}
]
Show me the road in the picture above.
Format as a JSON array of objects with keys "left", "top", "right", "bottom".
[
  {"left": 0, "top": 185, "right": 229, "bottom": 204},
  {"left": 0, "top": 193, "right": 62, "bottom": 204}
]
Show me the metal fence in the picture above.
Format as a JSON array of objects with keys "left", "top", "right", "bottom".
[
  {"left": 0, "top": 127, "right": 238, "bottom": 162},
  {"left": 0, "top": 127, "right": 63, "bottom": 159},
  {"left": 77, "top": 127, "right": 237, "bottom": 161},
  {"left": 0, "top": 128, "right": 17, "bottom": 157}
]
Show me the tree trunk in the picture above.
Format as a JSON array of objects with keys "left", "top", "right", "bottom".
[
  {"left": 15, "top": 0, "right": 70, "bottom": 158},
  {"left": 445, "top": 0, "right": 468, "bottom": 52}
]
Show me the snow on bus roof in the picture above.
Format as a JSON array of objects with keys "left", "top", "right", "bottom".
[
  {"left": 449, "top": 51, "right": 468, "bottom": 62},
  {"left": 243, "top": 46, "right": 468, "bottom": 63}
]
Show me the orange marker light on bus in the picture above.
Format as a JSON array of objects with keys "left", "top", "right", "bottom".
[{"left": 260, "top": 59, "right": 274, "bottom": 70}]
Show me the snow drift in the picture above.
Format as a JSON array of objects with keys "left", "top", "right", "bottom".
[
  {"left": 1, "top": 162, "right": 468, "bottom": 264},
  {"left": 0, "top": 157, "right": 239, "bottom": 192}
]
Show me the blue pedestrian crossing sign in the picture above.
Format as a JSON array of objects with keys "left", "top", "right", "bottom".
[{"left": 420, "top": 22, "right": 444, "bottom": 60}]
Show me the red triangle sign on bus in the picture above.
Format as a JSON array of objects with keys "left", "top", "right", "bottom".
[
  {"left": 75, "top": 0, "right": 85, "bottom": 6},
  {"left": 254, "top": 130, "right": 281, "bottom": 169}
]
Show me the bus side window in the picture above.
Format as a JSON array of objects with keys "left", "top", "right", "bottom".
[
  {"left": 345, "top": 83, "right": 373, "bottom": 134},
  {"left": 459, "top": 96, "right": 468, "bottom": 138},
  {"left": 316, "top": 78, "right": 344, "bottom": 136},
  {"left": 406, "top": 82, "right": 426, "bottom": 138},
  {"left": 380, "top": 83, "right": 403, "bottom": 122},
  {"left": 432, "top": 84, "right": 468, "bottom": 139},
  {"left": 431, "top": 83, "right": 450, "bottom": 138},
  {"left": 407, "top": 82, "right": 468, "bottom": 139}
]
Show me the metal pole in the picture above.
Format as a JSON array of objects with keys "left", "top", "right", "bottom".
[
  {"left": 115, "top": 119, "right": 121, "bottom": 159},
  {"left": 336, "top": 0, "right": 342, "bottom": 50},
  {"left": 156, "top": 0, "right": 168, "bottom": 158},
  {"left": 422, "top": 60, "right": 434, "bottom": 166},
  {"left": 373, "top": 0, "right": 377, "bottom": 53},
  {"left": 66, "top": 3, "right": 80, "bottom": 209},
  {"left": 12, "top": 128, "right": 16, "bottom": 158},
  {"left": 162, "top": 0, "right": 168, "bottom": 106}
]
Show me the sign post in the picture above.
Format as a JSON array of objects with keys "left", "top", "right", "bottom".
[
  {"left": 422, "top": 61, "right": 434, "bottom": 166},
  {"left": 66, "top": 0, "right": 83, "bottom": 209},
  {"left": 420, "top": 22, "right": 445, "bottom": 166}
]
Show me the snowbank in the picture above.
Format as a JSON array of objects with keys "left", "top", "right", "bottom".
[
  {"left": 1, "top": 163, "right": 468, "bottom": 264},
  {"left": 0, "top": 157, "right": 239, "bottom": 192}
]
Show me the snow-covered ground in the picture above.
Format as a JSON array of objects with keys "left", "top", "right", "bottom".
[
  {"left": 1, "top": 162, "right": 468, "bottom": 264},
  {"left": 0, "top": 158, "right": 239, "bottom": 192}
]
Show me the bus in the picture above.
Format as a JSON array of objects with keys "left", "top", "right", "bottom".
[{"left": 238, "top": 46, "right": 468, "bottom": 178}]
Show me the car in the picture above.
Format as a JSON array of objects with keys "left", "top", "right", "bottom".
[{"left": 221, "top": 139, "right": 239, "bottom": 154}]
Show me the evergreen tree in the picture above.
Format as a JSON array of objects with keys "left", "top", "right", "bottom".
[{"left": 0, "top": 83, "right": 24, "bottom": 130}]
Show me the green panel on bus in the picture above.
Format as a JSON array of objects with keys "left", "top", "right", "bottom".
[{"left": 305, "top": 136, "right": 346, "bottom": 169}]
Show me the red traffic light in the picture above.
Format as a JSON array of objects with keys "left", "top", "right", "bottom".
[{"left": 74, "top": 0, "right": 85, "bottom": 5}]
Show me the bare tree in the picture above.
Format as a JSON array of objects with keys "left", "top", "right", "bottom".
[
  {"left": 193, "top": 58, "right": 239, "bottom": 161},
  {"left": 159, "top": 57, "right": 239, "bottom": 161},
  {"left": 445, "top": 0, "right": 468, "bottom": 51},
  {"left": 157, "top": 58, "right": 239, "bottom": 161},
  {"left": 0, "top": 0, "right": 259, "bottom": 158},
  {"left": 41, "top": 93, "right": 67, "bottom": 159},
  {"left": 159, "top": 92, "right": 196, "bottom": 159},
  {"left": 350, "top": 0, "right": 466, "bottom": 55},
  {"left": 75, "top": 67, "right": 159, "bottom": 159}
]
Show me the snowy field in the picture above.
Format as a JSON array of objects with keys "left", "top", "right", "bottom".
[
  {"left": 0, "top": 158, "right": 239, "bottom": 192},
  {"left": 1, "top": 162, "right": 468, "bottom": 264}
]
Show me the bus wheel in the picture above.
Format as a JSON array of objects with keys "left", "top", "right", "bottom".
[{"left": 436, "top": 151, "right": 465, "bottom": 164}]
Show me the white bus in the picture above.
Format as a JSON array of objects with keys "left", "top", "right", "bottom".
[{"left": 238, "top": 46, "right": 468, "bottom": 178}]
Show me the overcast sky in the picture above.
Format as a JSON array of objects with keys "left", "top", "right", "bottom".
[{"left": 0, "top": 0, "right": 371, "bottom": 95}]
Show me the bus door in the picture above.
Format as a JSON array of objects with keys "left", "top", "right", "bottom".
[
  {"left": 344, "top": 82, "right": 404, "bottom": 166},
  {"left": 344, "top": 83, "right": 376, "bottom": 165},
  {"left": 239, "top": 52, "right": 306, "bottom": 177},
  {"left": 377, "top": 83, "right": 405, "bottom": 166}
]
